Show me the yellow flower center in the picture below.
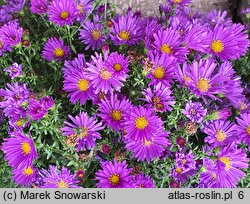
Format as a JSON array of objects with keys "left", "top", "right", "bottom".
[
  {"left": 153, "top": 66, "right": 165, "bottom": 79},
  {"left": 152, "top": 97, "right": 161, "bottom": 104},
  {"left": 211, "top": 40, "right": 224, "bottom": 53},
  {"left": 77, "top": 79, "right": 89, "bottom": 91},
  {"left": 247, "top": 126, "right": 250, "bottom": 136},
  {"left": 196, "top": 78, "right": 211, "bottom": 92},
  {"left": 80, "top": 126, "right": 88, "bottom": 139},
  {"left": 211, "top": 173, "right": 216, "bottom": 179},
  {"left": 135, "top": 116, "right": 149, "bottom": 130},
  {"left": 54, "top": 48, "right": 65, "bottom": 58},
  {"left": 109, "top": 173, "right": 120, "bottom": 185},
  {"left": 23, "top": 166, "right": 34, "bottom": 176},
  {"left": 98, "top": 92, "right": 105, "bottom": 100},
  {"left": 21, "top": 142, "right": 31, "bottom": 155},
  {"left": 119, "top": 30, "right": 130, "bottom": 41},
  {"left": 100, "top": 68, "right": 112, "bottom": 80},
  {"left": 189, "top": 108, "right": 196, "bottom": 115},
  {"left": 174, "top": 0, "right": 182, "bottom": 3},
  {"left": 183, "top": 75, "right": 191, "bottom": 83},
  {"left": 91, "top": 29, "right": 102, "bottom": 40},
  {"left": 16, "top": 119, "right": 23, "bottom": 127},
  {"left": 0, "top": 40, "right": 3, "bottom": 49},
  {"left": 160, "top": 44, "right": 172, "bottom": 54},
  {"left": 110, "top": 110, "right": 122, "bottom": 121},
  {"left": 219, "top": 157, "right": 231, "bottom": 171},
  {"left": 175, "top": 167, "right": 182, "bottom": 174},
  {"left": 143, "top": 139, "right": 151, "bottom": 147},
  {"left": 60, "top": 11, "right": 69, "bottom": 20},
  {"left": 114, "top": 63, "right": 122, "bottom": 71},
  {"left": 216, "top": 130, "right": 226, "bottom": 142},
  {"left": 57, "top": 179, "right": 69, "bottom": 188},
  {"left": 181, "top": 159, "right": 186, "bottom": 164}
]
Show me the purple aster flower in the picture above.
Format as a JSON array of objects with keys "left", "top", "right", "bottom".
[
  {"left": 146, "top": 51, "right": 177, "bottom": 86},
  {"left": 144, "top": 18, "right": 162, "bottom": 50},
  {"left": 42, "top": 37, "right": 70, "bottom": 62},
  {"left": 0, "top": 35, "right": 11, "bottom": 56},
  {"left": 0, "top": 6, "right": 13, "bottom": 24},
  {"left": 8, "top": 117, "right": 28, "bottom": 131},
  {"left": 63, "top": 54, "right": 86, "bottom": 73},
  {"left": 132, "top": 174, "right": 155, "bottom": 188},
  {"left": 105, "top": 52, "right": 130, "bottom": 79},
  {"left": 153, "top": 27, "right": 188, "bottom": 62},
  {"left": 4, "top": 63, "right": 22, "bottom": 79},
  {"left": 207, "top": 24, "right": 249, "bottom": 60},
  {"left": 0, "top": 83, "right": 30, "bottom": 119},
  {"left": 125, "top": 130, "right": 170, "bottom": 163},
  {"left": 184, "top": 24, "right": 210, "bottom": 53},
  {"left": 101, "top": 144, "right": 111, "bottom": 155},
  {"left": 236, "top": 113, "right": 250, "bottom": 150},
  {"left": 199, "top": 143, "right": 248, "bottom": 188},
  {"left": 79, "top": 15, "right": 105, "bottom": 50},
  {"left": 123, "top": 106, "right": 165, "bottom": 141},
  {"left": 169, "top": 15, "right": 191, "bottom": 38},
  {"left": 230, "top": 23, "right": 250, "bottom": 58},
  {"left": 1, "top": 132, "right": 38, "bottom": 168},
  {"left": 40, "top": 166, "right": 79, "bottom": 188},
  {"left": 209, "top": 108, "right": 232, "bottom": 120},
  {"left": 176, "top": 137, "right": 186, "bottom": 147},
  {"left": 142, "top": 83, "right": 175, "bottom": 112},
  {"left": 168, "top": 0, "right": 191, "bottom": 5},
  {"left": 86, "top": 53, "right": 124, "bottom": 94},
  {"left": 203, "top": 120, "right": 237, "bottom": 147},
  {"left": 95, "top": 160, "right": 132, "bottom": 188},
  {"left": 182, "top": 102, "right": 207, "bottom": 123},
  {"left": 183, "top": 59, "right": 227, "bottom": 100},
  {"left": 63, "top": 55, "right": 93, "bottom": 105},
  {"left": 207, "top": 10, "right": 232, "bottom": 27},
  {"left": 12, "top": 165, "right": 37, "bottom": 187},
  {"left": 171, "top": 150, "right": 196, "bottom": 184},
  {"left": 98, "top": 93, "right": 132, "bottom": 131},
  {"left": 218, "top": 61, "right": 245, "bottom": 108},
  {"left": 76, "top": 0, "right": 93, "bottom": 22},
  {"left": 241, "top": 7, "right": 250, "bottom": 15},
  {"left": 26, "top": 99, "right": 47, "bottom": 121},
  {"left": 6, "top": 0, "right": 26, "bottom": 13},
  {"left": 176, "top": 61, "right": 193, "bottom": 88},
  {"left": 30, "top": 0, "right": 48, "bottom": 15},
  {"left": 47, "top": 0, "right": 78, "bottom": 26},
  {"left": 0, "top": 21, "right": 23, "bottom": 47},
  {"left": 110, "top": 11, "right": 145, "bottom": 45},
  {"left": 169, "top": 180, "right": 180, "bottom": 188},
  {"left": 40, "top": 96, "right": 55, "bottom": 109},
  {"left": 61, "top": 112, "right": 104, "bottom": 151}
]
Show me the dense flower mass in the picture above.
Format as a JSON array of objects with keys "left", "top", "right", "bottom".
[{"left": 0, "top": 0, "right": 249, "bottom": 189}]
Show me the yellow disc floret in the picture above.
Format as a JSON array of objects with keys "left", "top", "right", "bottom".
[
  {"left": 160, "top": 44, "right": 172, "bottom": 54},
  {"left": 110, "top": 110, "right": 122, "bottom": 121},
  {"left": 109, "top": 173, "right": 120, "bottom": 186},
  {"left": 21, "top": 142, "right": 31, "bottom": 155},
  {"left": 135, "top": 116, "right": 149, "bottom": 130},
  {"left": 211, "top": 40, "right": 224, "bottom": 53},
  {"left": 118, "top": 30, "right": 130, "bottom": 41},
  {"left": 77, "top": 79, "right": 89, "bottom": 91},
  {"left": 196, "top": 78, "right": 211, "bottom": 92},
  {"left": 219, "top": 157, "right": 231, "bottom": 170},
  {"left": 54, "top": 47, "right": 65, "bottom": 58},
  {"left": 60, "top": 11, "right": 69, "bottom": 20}
]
